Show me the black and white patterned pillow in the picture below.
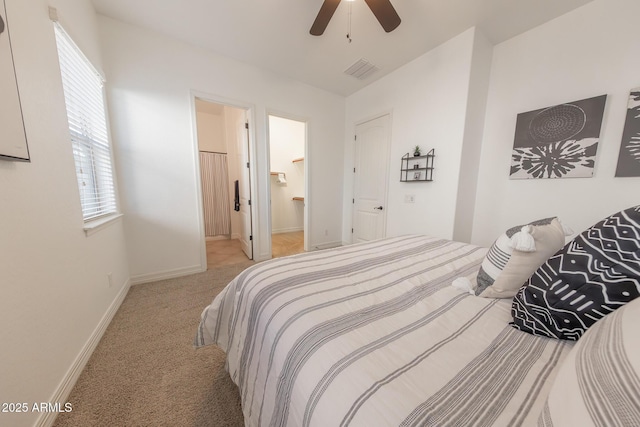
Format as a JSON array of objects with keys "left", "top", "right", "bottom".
[{"left": 511, "top": 206, "right": 640, "bottom": 340}]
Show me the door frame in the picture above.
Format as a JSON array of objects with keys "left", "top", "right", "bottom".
[
  {"left": 266, "top": 109, "right": 310, "bottom": 255},
  {"left": 190, "top": 90, "right": 258, "bottom": 270},
  {"left": 351, "top": 111, "right": 393, "bottom": 244}
]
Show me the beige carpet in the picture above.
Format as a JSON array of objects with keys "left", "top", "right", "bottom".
[{"left": 53, "top": 262, "right": 254, "bottom": 427}]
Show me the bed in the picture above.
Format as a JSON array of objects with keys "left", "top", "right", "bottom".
[{"left": 195, "top": 235, "right": 576, "bottom": 427}]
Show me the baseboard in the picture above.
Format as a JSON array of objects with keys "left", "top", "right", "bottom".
[
  {"left": 255, "top": 252, "right": 271, "bottom": 262},
  {"left": 37, "top": 279, "right": 131, "bottom": 427},
  {"left": 311, "top": 240, "right": 342, "bottom": 251},
  {"left": 130, "top": 264, "right": 205, "bottom": 285},
  {"left": 272, "top": 227, "right": 304, "bottom": 234}
]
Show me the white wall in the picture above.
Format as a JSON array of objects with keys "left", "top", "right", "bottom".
[
  {"left": 195, "top": 110, "right": 226, "bottom": 154},
  {"left": 98, "top": 17, "right": 345, "bottom": 280},
  {"left": 0, "top": 1, "right": 130, "bottom": 426},
  {"left": 472, "top": 0, "right": 640, "bottom": 247},
  {"left": 343, "top": 28, "right": 480, "bottom": 243},
  {"left": 269, "top": 116, "right": 305, "bottom": 234},
  {"left": 452, "top": 30, "right": 493, "bottom": 243}
]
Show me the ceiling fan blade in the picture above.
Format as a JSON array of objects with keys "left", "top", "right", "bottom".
[
  {"left": 310, "top": 0, "right": 341, "bottom": 36},
  {"left": 364, "top": 0, "right": 401, "bottom": 33}
]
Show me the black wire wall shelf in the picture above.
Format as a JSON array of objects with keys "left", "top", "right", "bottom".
[{"left": 400, "top": 149, "right": 435, "bottom": 182}]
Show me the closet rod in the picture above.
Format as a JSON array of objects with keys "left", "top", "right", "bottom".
[{"left": 199, "top": 150, "right": 228, "bottom": 155}]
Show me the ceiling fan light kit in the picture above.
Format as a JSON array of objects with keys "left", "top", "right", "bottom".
[{"left": 310, "top": 0, "right": 401, "bottom": 36}]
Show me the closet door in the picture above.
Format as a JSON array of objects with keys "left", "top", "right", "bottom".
[{"left": 352, "top": 114, "right": 390, "bottom": 243}]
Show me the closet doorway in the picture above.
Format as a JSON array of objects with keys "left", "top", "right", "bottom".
[
  {"left": 195, "top": 98, "right": 253, "bottom": 268},
  {"left": 268, "top": 114, "right": 307, "bottom": 258}
]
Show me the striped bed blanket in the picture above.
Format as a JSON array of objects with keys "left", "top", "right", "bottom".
[{"left": 195, "top": 235, "right": 574, "bottom": 427}]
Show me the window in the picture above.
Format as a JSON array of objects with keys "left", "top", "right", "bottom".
[{"left": 54, "top": 23, "right": 117, "bottom": 221}]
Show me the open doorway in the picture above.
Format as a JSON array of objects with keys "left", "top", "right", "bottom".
[
  {"left": 195, "top": 98, "right": 253, "bottom": 268},
  {"left": 268, "top": 114, "right": 307, "bottom": 258}
]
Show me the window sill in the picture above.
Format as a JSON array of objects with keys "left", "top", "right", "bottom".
[{"left": 83, "top": 213, "right": 123, "bottom": 236}]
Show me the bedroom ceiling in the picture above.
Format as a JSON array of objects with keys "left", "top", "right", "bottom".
[{"left": 90, "top": 0, "right": 594, "bottom": 97}]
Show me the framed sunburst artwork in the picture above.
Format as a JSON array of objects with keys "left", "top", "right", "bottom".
[
  {"left": 509, "top": 95, "right": 607, "bottom": 179},
  {"left": 615, "top": 88, "right": 640, "bottom": 177}
]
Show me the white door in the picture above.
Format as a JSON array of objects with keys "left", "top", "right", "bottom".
[
  {"left": 352, "top": 115, "right": 390, "bottom": 243},
  {"left": 235, "top": 112, "right": 253, "bottom": 259}
]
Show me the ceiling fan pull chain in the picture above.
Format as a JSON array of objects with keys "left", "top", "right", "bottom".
[{"left": 346, "top": 1, "right": 353, "bottom": 43}]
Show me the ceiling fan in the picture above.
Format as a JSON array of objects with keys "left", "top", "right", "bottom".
[{"left": 310, "top": 0, "right": 401, "bottom": 36}]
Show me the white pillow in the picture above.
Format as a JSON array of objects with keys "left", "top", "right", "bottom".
[
  {"left": 476, "top": 217, "right": 569, "bottom": 298},
  {"left": 539, "top": 297, "right": 640, "bottom": 426}
]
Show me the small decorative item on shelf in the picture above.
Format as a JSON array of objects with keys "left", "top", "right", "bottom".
[
  {"left": 413, "top": 145, "right": 421, "bottom": 156},
  {"left": 400, "top": 148, "right": 435, "bottom": 182}
]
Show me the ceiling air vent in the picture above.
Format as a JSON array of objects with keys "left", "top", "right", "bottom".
[{"left": 344, "top": 59, "right": 379, "bottom": 80}]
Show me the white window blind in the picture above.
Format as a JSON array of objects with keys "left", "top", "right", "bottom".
[{"left": 54, "top": 23, "right": 117, "bottom": 221}]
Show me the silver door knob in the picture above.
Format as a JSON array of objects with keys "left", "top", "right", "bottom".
[{"left": 374, "top": 206, "right": 384, "bottom": 210}]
